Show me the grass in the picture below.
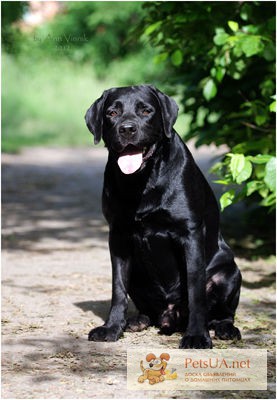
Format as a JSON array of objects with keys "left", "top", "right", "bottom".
[{"left": 2, "top": 53, "right": 111, "bottom": 152}]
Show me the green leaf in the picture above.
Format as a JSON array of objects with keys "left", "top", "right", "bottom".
[
  {"left": 242, "top": 24, "right": 258, "bottom": 34},
  {"left": 213, "top": 30, "right": 229, "bottom": 46},
  {"left": 246, "top": 154, "right": 272, "bottom": 164},
  {"left": 229, "top": 154, "right": 252, "bottom": 184},
  {"left": 255, "top": 164, "right": 266, "bottom": 179},
  {"left": 216, "top": 67, "right": 226, "bottom": 82},
  {"left": 245, "top": 180, "right": 264, "bottom": 196},
  {"left": 240, "top": 35, "right": 264, "bottom": 57},
  {"left": 154, "top": 52, "right": 168, "bottom": 64},
  {"left": 255, "top": 113, "right": 268, "bottom": 126},
  {"left": 203, "top": 79, "right": 217, "bottom": 101},
  {"left": 262, "top": 42, "right": 276, "bottom": 61},
  {"left": 260, "top": 79, "right": 275, "bottom": 97},
  {"left": 240, "top": 10, "right": 248, "bottom": 21},
  {"left": 264, "top": 157, "right": 276, "bottom": 191},
  {"left": 259, "top": 187, "right": 269, "bottom": 198},
  {"left": 260, "top": 192, "right": 276, "bottom": 207},
  {"left": 235, "top": 59, "right": 246, "bottom": 72},
  {"left": 171, "top": 49, "right": 183, "bottom": 66},
  {"left": 236, "top": 160, "right": 252, "bottom": 184},
  {"left": 144, "top": 21, "right": 162, "bottom": 36},
  {"left": 220, "top": 190, "right": 235, "bottom": 211},
  {"left": 228, "top": 20, "right": 239, "bottom": 32},
  {"left": 229, "top": 154, "right": 245, "bottom": 178},
  {"left": 269, "top": 100, "right": 276, "bottom": 112},
  {"left": 214, "top": 179, "right": 230, "bottom": 185}
]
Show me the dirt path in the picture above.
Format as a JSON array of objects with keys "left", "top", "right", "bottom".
[{"left": 2, "top": 147, "right": 275, "bottom": 399}]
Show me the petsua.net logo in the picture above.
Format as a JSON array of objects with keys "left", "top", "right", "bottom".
[{"left": 127, "top": 348, "right": 267, "bottom": 390}]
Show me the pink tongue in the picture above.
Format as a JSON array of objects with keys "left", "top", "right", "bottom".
[{"left": 117, "top": 152, "right": 143, "bottom": 174}]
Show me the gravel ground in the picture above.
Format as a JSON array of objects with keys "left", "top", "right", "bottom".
[{"left": 1, "top": 146, "right": 276, "bottom": 399}]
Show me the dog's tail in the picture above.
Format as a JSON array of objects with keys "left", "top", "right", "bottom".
[{"left": 140, "top": 361, "right": 145, "bottom": 373}]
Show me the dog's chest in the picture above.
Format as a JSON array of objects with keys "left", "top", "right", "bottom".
[{"left": 132, "top": 227, "right": 183, "bottom": 286}]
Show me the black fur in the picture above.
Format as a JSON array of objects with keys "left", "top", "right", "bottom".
[{"left": 85, "top": 85, "right": 241, "bottom": 348}]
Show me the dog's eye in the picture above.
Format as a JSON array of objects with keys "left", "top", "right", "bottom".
[
  {"left": 107, "top": 110, "right": 118, "bottom": 117},
  {"left": 142, "top": 109, "right": 151, "bottom": 116}
]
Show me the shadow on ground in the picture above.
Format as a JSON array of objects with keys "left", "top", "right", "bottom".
[
  {"left": 2, "top": 148, "right": 276, "bottom": 399},
  {"left": 2, "top": 148, "right": 108, "bottom": 252}
]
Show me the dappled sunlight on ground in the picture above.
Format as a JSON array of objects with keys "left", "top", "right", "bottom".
[{"left": 2, "top": 147, "right": 275, "bottom": 399}]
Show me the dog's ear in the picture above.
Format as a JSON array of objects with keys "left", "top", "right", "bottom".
[
  {"left": 160, "top": 353, "right": 170, "bottom": 361},
  {"left": 146, "top": 353, "right": 156, "bottom": 362},
  {"left": 149, "top": 85, "right": 179, "bottom": 138},
  {"left": 84, "top": 90, "right": 108, "bottom": 145}
]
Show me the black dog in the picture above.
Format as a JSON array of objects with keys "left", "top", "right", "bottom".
[{"left": 85, "top": 85, "right": 241, "bottom": 349}]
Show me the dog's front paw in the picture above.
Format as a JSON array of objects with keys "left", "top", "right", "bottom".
[
  {"left": 88, "top": 325, "right": 123, "bottom": 342},
  {"left": 214, "top": 321, "right": 241, "bottom": 340},
  {"left": 179, "top": 334, "right": 212, "bottom": 349}
]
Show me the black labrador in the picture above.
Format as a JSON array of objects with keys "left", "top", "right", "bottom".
[{"left": 85, "top": 84, "right": 241, "bottom": 349}]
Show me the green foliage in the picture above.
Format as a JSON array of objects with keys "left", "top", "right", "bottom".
[
  {"left": 29, "top": 2, "right": 146, "bottom": 76},
  {"left": 1, "top": 53, "right": 107, "bottom": 152},
  {"left": 1, "top": 1, "right": 28, "bottom": 54},
  {"left": 212, "top": 154, "right": 276, "bottom": 211},
  {"left": 1, "top": 48, "right": 165, "bottom": 153},
  {"left": 1, "top": 1, "right": 27, "bottom": 26},
  {"left": 1, "top": 2, "right": 167, "bottom": 153},
  {"left": 1, "top": 2, "right": 165, "bottom": 81},
  {"left": 141, "top": 1, "right": 276, "bottom": 212}
]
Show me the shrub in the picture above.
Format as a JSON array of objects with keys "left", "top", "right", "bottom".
[{"left": 141, "top": 1, "right": 276, "bottom": 211}]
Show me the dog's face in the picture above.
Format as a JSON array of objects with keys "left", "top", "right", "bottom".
[
  {"left": 145, "top": 353, "right": 170, "bottom": 371},
  {"left": 85, "top": 85, "right": 178, "bottom": 174},
  {"left": 147, "top": 357, "right": 165, "bottom": 371}
]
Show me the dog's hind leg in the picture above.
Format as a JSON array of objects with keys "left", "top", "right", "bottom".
[
  {"left": 207, "top": 261, "right": 242, "bottom": 340},
  {"left": 125, "top": 314, "right": 151, "bottom": 332},
  {"left": 158, "top": 304, "right": 178, "bottom": 335},
  {"left": 158, "top": 304, "right": 187, "bottom": 335}
]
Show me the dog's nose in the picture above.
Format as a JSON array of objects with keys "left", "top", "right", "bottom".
[{"left": 118, "top": 123, "right": 137, "bottom": 137}]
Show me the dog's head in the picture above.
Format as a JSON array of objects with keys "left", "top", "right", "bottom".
[
  {"left": 145, "top": 353, "right": 170, "bottom": 371},
  {"left": 85, "top": 85, "right": 178, "bottom": 174}
]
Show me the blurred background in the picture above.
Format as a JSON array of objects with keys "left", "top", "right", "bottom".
[
  {"left": 1, "top": 0, "right": 276, "bottom": 256},
  {"left": 2, "top": 5, "right": 276, "bottom": 397},
  {"left": 2, "top": 1, "right": 171, "bottom": 152}
]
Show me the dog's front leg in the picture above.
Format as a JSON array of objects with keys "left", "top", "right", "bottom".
[
  {"left": 179, "top": 223, "right": 212, "bottom": 349},
  {"left": 88, "top": 231, "right": 130, "bottom": 342}
]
